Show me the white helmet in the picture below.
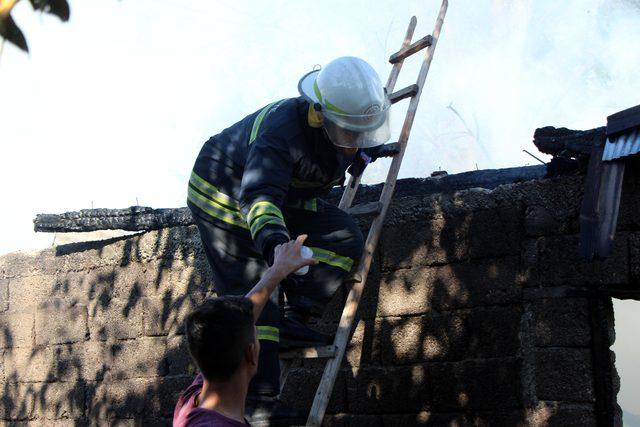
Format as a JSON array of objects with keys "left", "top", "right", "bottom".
[{"left": 298, "top": 56, "right": 391, "bottom": 148}]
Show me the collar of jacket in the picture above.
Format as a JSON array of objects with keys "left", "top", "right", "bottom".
[{"left": 307, "top": 104, "right": 324, "bottom": 128}]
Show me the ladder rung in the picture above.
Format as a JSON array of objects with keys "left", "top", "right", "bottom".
[
  {"left": 388, "top": 35, "right": 433, "bottom": 64},
  {"left": 389, "top": 84, "right": 419, "bottom": 104},
  {"left": 279, "top": 345, "right": 337, "bottom": 360},
  {"left": 347, "top": 201, "right": 382, "bottom": 216}
]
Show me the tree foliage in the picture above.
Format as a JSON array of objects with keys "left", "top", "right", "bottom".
[{"left": 0, "top": 0, "right": 70, "bottom": 53}]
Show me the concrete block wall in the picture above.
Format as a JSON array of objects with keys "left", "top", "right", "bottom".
[{"left": 1, "top": 168, "right": 637, "bottom": 425}]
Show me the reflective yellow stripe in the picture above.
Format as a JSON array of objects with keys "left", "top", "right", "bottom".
[
  {"left": 257, "top": 326, "right": 279, "bottom": 343},
  {"left": 304, "top": 199, "right": 318, "bottom": 211},
  {"left": 246, "top": 201, "right": 287, "bottom": 238},
  {"left": 247, "top": 201, "right": 284, "bottom": 225},
  {"left": 189, "top": 171, "right": 240, "bottom": 211},
  {"left": 249, "top": 101, "right": 283, "bottom": 145},
  {"left": 250, "top": 216, "right": 286, "bottom": 239},
  {"left": 308, "top": 246, "right": 354, "bottom": 272},
  {"left": 187, "top": 187, "right": 248, "bottom": 229},
  {"left": 286, "top": 198, "right": 317, "bottom": 211}
]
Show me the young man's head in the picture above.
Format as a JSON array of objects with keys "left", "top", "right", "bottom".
[{"left": 185, "top": 296, "right": 259, "bottom": 383}]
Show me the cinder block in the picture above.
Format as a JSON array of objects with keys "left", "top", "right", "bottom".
[
  {"left": 345, "top": 320, "right": 380, "bottom": 367},
  {"left": 60, "top": 238, "right": 131, "bottom": 272},
  {"left": 112, "top": 261, "right": 188, "bottom": 300},
  {"left": 56, "top": 341, "right": 109, "bottom": 381},
  {"left": 0, "top": 248, "right": 67, "bottom": 278},
  {"left": 88, "top": 297, "right": 143, "bottom": 341},
  {"left": 377, "top": 258, "right": 526, "bottom": 317},
  {"left": 280, "top": 368, "right": 346, "bottom": 414},
  {"left": 350, "top": 264, "right": 381, "bottom": 321},
  {"left": 534, "top": 348, "right": 594, "bottom": 402},
  {"left": 524, "top": 205, "right": 563, "bottom": 237},
  {"left": 323, "top": 413, "right": 381, "bottom": 427},
  {"left": 430, "top": 357, "right": 521, "bottom": 410},
  {"left": 141, "top": 293, "right": 204, "bottom": 337},
  {"left": 381, "top": 411, "right": 525, "bottom": 426},
  {"left": 0, "top": 278, "right": 8, "bottom": 312},
  {"left": 31, "top": 381, "right": 85, "bottom": 420},
  {"left": 381, "top": 206, "right": 523, "bottom": 270},
  {"left": 50, "top": 267, "right": 116, "bottom": 304},
  {"left": 0, "top": 382, "right": 37, "bottom": 420},
  {"left": 529, "top": 235, "right": 628, "bottom": 287},
  {"left": 166, "top": 334, "right": 197, "bottom": 376},
  {"left": 87, "top": 377, "right": 152, "bottom": 420},
  {"left": 0, "top": 309, "right": 34, "bottom": 349},
  {"left": 346, "top": 364, "right": 430, "bottom": 414},
  {"left": 144, "top": 374, "right": 194, "bottom": 418},
  {"left": 35, "top": 299, "right": 88, "bottom": 345},
  {"left": 8, "top": 275, "right": 57, "bottom": 310},
  {"left": 4, "top": 346, "right": 58, "bottom": 383},
  {"left": 526, "top": 401, "right": 596, "bottom": 427},
  {"left": 108, "top": 337, "right": 167, "bottom": 380},
  {"left": 531, "top": 298, "right": 590, "bottom": 347},
  {"left": 618, "top": 163, "right": 640, "bottom": 230},
  {"left": 378, "top": 307, "right": 522, "bottom": 365}
]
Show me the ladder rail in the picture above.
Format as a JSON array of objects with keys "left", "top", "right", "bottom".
[
  {"left": 306, "top": 2, "right": 448, "bottom": 425},
  {"left": 338, "top": 17, "right": 417, "bottom": 211}
]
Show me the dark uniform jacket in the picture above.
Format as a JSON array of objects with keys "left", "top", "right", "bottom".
[{"left": 188, "top": 97, "right": 356, "bottom": 260}]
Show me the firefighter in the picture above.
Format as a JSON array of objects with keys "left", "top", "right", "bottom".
[{"left": 187, "top": 56, "right": 396, "bottom": 424}]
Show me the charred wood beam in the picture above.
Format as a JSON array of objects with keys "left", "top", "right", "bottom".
[
  {"left": 34, "top": 206, "right": 194, "bottom": 233},
  {"left": 34, "top": 166, "right": 547, "bottom": 233},
  {"left": 533, "top": 126, "right": 606, "bottom": 158}
]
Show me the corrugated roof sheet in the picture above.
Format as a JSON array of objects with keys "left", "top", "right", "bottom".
[{"left": 602, "top": 128, "right": 640, "bottom": 161}]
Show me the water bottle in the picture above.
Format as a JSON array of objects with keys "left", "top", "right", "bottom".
[{"left": 294, "top": 246, "right": 314, "bottom": 275}]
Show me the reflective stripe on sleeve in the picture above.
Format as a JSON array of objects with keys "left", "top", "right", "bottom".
[
  {"left": 187, "top": 187, "right": 248, "bottom": 229},
  {"left": 246, "top": 201, "right": 287, "bottom": 239},
  {"left": 308, "top": 246, "right": 354, "bottom": 272},
  {"left": 286, "top": 198, "right": 318, "bottom": 211},
  {"left": 189, "top": 171, "right": 240, "bottom": 211},
  {"left": 256, "top": 325, "right": 279, "bottom": 343}
]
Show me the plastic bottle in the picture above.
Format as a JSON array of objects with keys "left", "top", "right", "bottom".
[{"left": 294, "top": 246, "right": 314, "bottom": 275}]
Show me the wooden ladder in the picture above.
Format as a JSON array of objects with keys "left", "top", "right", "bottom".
[{"left": 280, "top": 2, "right": 448, "bottom": 425}]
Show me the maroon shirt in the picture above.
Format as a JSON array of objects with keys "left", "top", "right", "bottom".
[{"left": 173, "top": 374, "right": 250, "bottom": 427}]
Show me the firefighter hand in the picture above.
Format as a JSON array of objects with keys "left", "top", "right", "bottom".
[{"left": 271, "top": 235, "right": 319, "bottom": 279}]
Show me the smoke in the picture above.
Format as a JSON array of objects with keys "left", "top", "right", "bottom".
[{"left": 364, "top": 0, "right": 640, "bottom": 182}]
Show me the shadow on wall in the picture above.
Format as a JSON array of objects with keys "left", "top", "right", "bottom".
[
  {"left": 1, "top": 171, "right": 634, "bottom": 425},
  {"left": 280, "top": 188, "right": 532, "bottom": 425},
  {"left": 1, "top": 226, "right": 212, "bottom": 424}
]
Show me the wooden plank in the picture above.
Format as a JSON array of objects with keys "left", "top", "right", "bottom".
[
  {"left": 389, "top": 84, "right": 419, "bottom": 104},
  {"left": 346, "top": 201, "right": 382, "bottom": 216},
  {"left": 606, "top": 104, "right": 640, "bottom": 137},
  {"left": 595, "top": 161, "right": 625, "bottom": 257},
  {"left": 389, "top": 35, "right": 433, "bottom": 64},
  {"left": 306, "top": 2, "right": 449, "bottom": 425},
  {"left": 338, "top": 17, "right": 417, "bottom": 211},
  {"left": 279, "top": 345, "right": 336, "bottom": 360},
  {"left": 579, "top": 139, "right": 605, "bottom": 259}
]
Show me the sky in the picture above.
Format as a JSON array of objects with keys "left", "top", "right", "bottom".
[{"left": 1, "top": 0, "right": 639, "bottom": 418}]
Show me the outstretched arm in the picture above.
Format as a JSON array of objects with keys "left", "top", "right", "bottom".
[{"left": 245, "top": 235, "right": 318, "bottom": 322}]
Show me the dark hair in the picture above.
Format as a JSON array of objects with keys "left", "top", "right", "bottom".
[{"left": 185, "top": 296, "right": 255, "bottom": 382}]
